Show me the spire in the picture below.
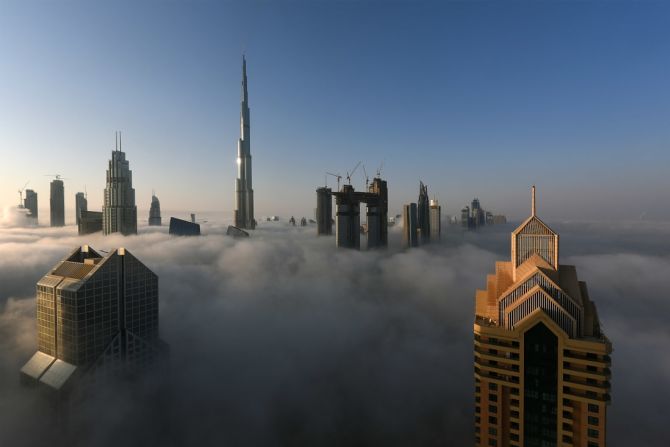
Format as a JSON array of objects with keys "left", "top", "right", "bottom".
[
  {"left": 531, "top": 185, "right": 536, "bottom": 216},
  {"left": 241, "top": 54, "right": 248, "bottom": 104}
]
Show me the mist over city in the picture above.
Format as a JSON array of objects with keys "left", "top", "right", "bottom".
[
  {"left": 0, "top": 218, "right": 669, "bottom": 446},
  {"left": 2, "top": 1, "right": 670, "bottom": 446}
]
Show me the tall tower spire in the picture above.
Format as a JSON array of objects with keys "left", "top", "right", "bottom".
[
  {"left": 531, "top": 185, "right": 536, "bottom": 216},
  {"left": 234, "top": 55, "right": 255, "bottom": 229}
]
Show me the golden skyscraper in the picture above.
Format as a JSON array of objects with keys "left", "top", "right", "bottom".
[{"left": 474, "top": 187, "right": 611, "bottom": 447}]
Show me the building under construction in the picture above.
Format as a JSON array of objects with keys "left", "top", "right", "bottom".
[{"left": 331, "top": 177, "right": 388, "bottom": 249}]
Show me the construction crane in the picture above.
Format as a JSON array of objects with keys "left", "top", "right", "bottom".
[
  {"left": 362, "top": 165, "right": 369, "bottom": 189},
  {"left": 326, "top": 172, "right": 342, "bottom": 191},
  {"left": 376, "top": 160, "right": 384, "bottom": 178},
  {"left": 17, "top": 181, "right": 29, "bottom": 207},
  {"left": 345, "top": 161, "right": 361, "bottom": 186}
]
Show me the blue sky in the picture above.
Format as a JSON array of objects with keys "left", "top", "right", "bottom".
[{"left": 1, "top": 0, "right": 668, "bottom": 221}]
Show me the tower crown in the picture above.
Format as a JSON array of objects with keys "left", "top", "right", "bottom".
[{"left": 511, "top": 186, "right": 559, "bottom": 280}]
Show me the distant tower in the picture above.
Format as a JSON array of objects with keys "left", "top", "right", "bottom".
[
  {"left": 50, "top": 180, "right": 65, "bottom": 227},
  {"left": 148, "top": 194, "right": 162, "bottom": 226},
  {"left": 473, "top": 187, "right": 611, "bottom": 447},
  {"left": 429, "top": 198, "right": 441, "bottom": 242},
  {"left": 20, "top": 245, "right": 166, "bottom": 391},
  {"left": 471, "top": 197, "right": 484, "bottom": 227},
  {"left": 316, "top": 186, "right": 333, "bottom": 235},
  {"left": 234, "top": 55, "right": 255, "bottom": 230},
  {"left": 402, "top": 203, "right": 418, "bottom": 248},
  {"left": 24, "top": 189, "right": 38, "bottom": 219},
  {"left": 75, "top": 192, "right": 87, "bottom": 226},
  {"left": 417, "top": 181, "right": 430, "bottom": 244},
  {"left": 103, "top": 132, "right": 137, "bottom": 235},
  {"left": 461, "top": 206, "right": 470, "bottom": 229}
]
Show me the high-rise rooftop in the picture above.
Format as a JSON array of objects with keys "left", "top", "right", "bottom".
[
  {"left": 103, "top": 132, "right": 137, "bottom": 235},
  {"left": 473, "top": 187, "right": 611, "bottom": 447}
]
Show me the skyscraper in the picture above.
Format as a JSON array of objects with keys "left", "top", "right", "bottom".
[
  {"left": 417, "top": 181, "right": 430, "bottom": 244},
  {"left": 471, "top": 197, "right": 485, "bottom": 228},
  {"left": 169, "top": 217, "right": 201, "bottom": 236},
  {"left": 20, "top": 245, "right": 166, "bottom": 391},
  {"left": 103, "top": 133, "right": 137, "bottom": 235},
  {"left": 473, "top": 187, "right": 611, "bottom": 447},
  {"left": 334, "top": 184, "right": 361, "bottom": 249},
  {"left": 365, "top": 177, "right": 388, "bottom": 248},
  {"left": 149, "top": 194, "right": 162, "bottom": 226},
  {"left": 24, "top": 189, "right": 38, "bottom": 219},
  {"left": 402, "top": 203, "right": 418, "bottom": 248},
  {"left": 316, "top": 186, "right": 332, "bottom": 235},
  {"left": 429, "top": 198, "right": 441, "bottom": 242},
  {"left": 461, "top": 206, "right": 470, "bottom": 229},
  {"left": 75, "top": 192, "right": 87, "bottom": 226},
  {"left": 78, "top": 211, "right": 103, "bottom": 235},
  {"left": 234, "top": 55, "right": 255, "bottom": 230},
  {"left": 50, "top": 179, "right": 64, "bottom": 227}
]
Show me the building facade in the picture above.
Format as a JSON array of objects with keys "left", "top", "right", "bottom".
[
  {"left": 169, "top": 217, "right": 201, "bottom": 236},
  {"left": 21, "top": 246, "right": 165, "bottom": 392},
  {"left": 78, "top": 211, "right": 103, "bottom": 235},
  {"left": 234, "top": 55, "right": 255, "bottom": 230},
  {"left": 473, "top": 187, "right": 611, "bottom": 447},
  {"left": 402, "top": 203, "right": 418, "bottom": 248},
  {"left": 24, "top": 189, "right": 38, "bottom": 219},
  {"left": 75, "top": 192, "right": 87, "bottom": 226},
  {"left": 417, "top": 181, "right": 430, "bottom": 244},
  {"left": 50, "top": 179, "right": 65, "bottom": 227},
  {"left": 430, "top": 198, "right": 441, "bottom": 242},
  {"left": 148, "top": 194, "right": 162, "bottom": 226},
  {"left": 316, "top": 187, "right": 333, "bottom": 235},
  {"left": 103, "top": 135, "right": 137, "bottom": 235}
]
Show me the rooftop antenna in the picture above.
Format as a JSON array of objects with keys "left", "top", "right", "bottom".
[
  {"left": 119, "top": 131, "right": 122, "bottom": 151},
  {"left": 115, "top": 131, "right": 118, "bottom": 151},
  {"left": 345, "top": 161, "right": 361, "bottom": 186},
  {"left": 531, "top": 185, "right": 536, "bottom": 216}
]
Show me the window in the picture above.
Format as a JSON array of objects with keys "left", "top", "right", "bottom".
[
  {"left": 488, "top": 439, "right": 497, "bottom": 446},
  {"left": 489, "top": 405, "right": 497, "bottom": 414},
  {"left": 488, "top": 416, "right": 497, "bottom": 424},
  {"left": 489, "top": 394, "right": 498, "bottom": 402},
  {"left": 489, "top": 383, "right": 498, "bottom": 391},
  {"left": 488, "top": 427, "right": 497, "bottom": 436},
  {"left": 588, "top": 403, "right": 599, "bottom": 413},
  {"left": 588, "top": 428, "right": 599, "bottom": 438},
  {"left": 588, "top": 416, "right": 599, "bottom": 426}
]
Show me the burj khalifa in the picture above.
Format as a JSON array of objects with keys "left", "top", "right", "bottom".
[{"left": 234, "top": 55, "right": 255, "bottom": 229}]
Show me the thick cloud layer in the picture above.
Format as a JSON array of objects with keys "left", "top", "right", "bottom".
[{"left": 0, "top": 218, "right": 669, "bottom": 446}]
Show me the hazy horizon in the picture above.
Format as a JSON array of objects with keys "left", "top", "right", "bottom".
[{"left": 1, "top": 0, "right": 669, "bottom": 221}]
